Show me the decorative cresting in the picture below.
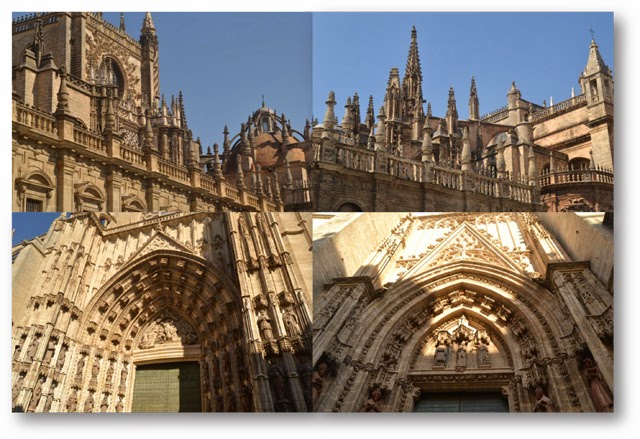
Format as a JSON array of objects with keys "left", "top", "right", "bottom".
[
  {"left": 73, "top": 249, "right": 249, "bottom": 413},
  {"left": 315, "top": 262, "right": 595, "bottom": 413}
]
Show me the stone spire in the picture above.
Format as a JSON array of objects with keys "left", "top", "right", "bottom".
[
  {"left": 446, "top": 87, "right": 458, "bottom": 135},
  {"left": 236, "top": 160, "right": 245, "bottom": 190},
  {"left": 178, "top": 91, "right": 188, "bottom": 130},
  {"left": 142, "top": 12, "right": 155, "bottom": 31},
  {"left": 105, "top": 91, "right": 116, "bottom": 131},
  {"left": 281, "top": 113, "right": 291, "bottom": 145},
  {"left": 212, "top": 143, "right": 223, "bottom": 180},
  {"left": 341, "top": 97, "right": 354, "bottom": 132},
  {"left": 55, "top": 67, "right": 70, "bottom": 114},
  {"left": 375, "top": 106, "right": 387, "bottom": 150},
  {"left": 352, "top": 93, "right": 361, "bottom": 130},
  {"left": 120, "top": 13, "right": 126, "bottom": 32},
  {"left": 223, "top": 125, "right": 231, "bottom": 154},
  {"left": 255, "top": 164, "right": 264, "bottom": 196},
  {"left": 528, "top": 144, "right": 537, "bottom": 184},
  {"left": 402, "top": 26, "right": 423, "bottom": 119},
  {"left": 469, "top": 76, "right": 479, "bottom": 120},
  {"left": 322, "top": 91, "right": 337, "bottom": 130},
  {"left": 461, "top": 126, "right": 472, "bottom": 171},
  {"left": 496, "top": 138, "right": 507, "bottom": 178},
  {"left": 584, "top": 37, "right": 610, "bottom": 77},
  {"left": 365, "top": 95, "right": 375, "bottom": 130},
  {"left": 143, "top": 110, "right": 155, "bottom": 151},
  {"left": 421, "top": 122, "right": 433, "bottom": 164},
  {"left": 30, "top": 13, "right": 45, "bottom": 67}
]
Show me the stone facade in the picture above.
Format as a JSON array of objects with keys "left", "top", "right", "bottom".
[
  {"left": 11, "top": 211, "right": 313, "bottom": 412},
  {"left": 312, "top": 28, "right": 613, "bottom": 212},
  {"left": 312, "top": 213, "right": 613, "bottom": 412},
  {"left": 12, "top": 13, "right": 313, "bottom": 213}
]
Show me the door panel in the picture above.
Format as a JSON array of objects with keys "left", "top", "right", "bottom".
[{"left": 132, "top": 362, "right": 202, "bottom": 413}]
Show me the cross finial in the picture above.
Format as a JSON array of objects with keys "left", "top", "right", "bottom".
[{"left": 589, "top": 27, "right": 596, "bottom": 40}]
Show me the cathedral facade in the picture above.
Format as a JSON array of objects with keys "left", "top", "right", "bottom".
[
  {"left": 11, "top": 212, "right": 313, "bottom": 412},
  {"left": 312, "top": 213, "right": 613, "bottom": 412},
  {"left": 12, "top": 12, "right": 313, "bottom": 213},
  {"left": 312, "top": 28, "right": 614, "bottom": 213}
]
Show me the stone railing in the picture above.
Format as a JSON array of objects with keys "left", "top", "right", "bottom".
[
  {"left": 432, "top": 166, "right": 462, "bottom": 190},
  {"left": 199, "top": 174, "right": 218, "bottom": 195},
  {"left": 503, "top": 180, "right": 533, "bottom": 204},
  {"left": 158, "top": 159, "right": 190, "bottom": 182},
  {"left": 224, "top": 186, "right": 241, "bottom": 202},
  {"left": 480, "top": 105, "right": 508, "bottom": 123},
  {"left": 388, "top": 156, "right": 423, "bottom": 182},
  {"left": 288, "top": 180, "right": 313, "bottom": 205},
  {"left": 73, "top": 126, "right": 106, "bottom": 153},
  {"left": 120, "top": 145, "right": 145, "bottom": 167},
  {"left": 539, "top": 168, "right": 614, "bottom": 187},
  {"left": 530, "top": 94, "right": 587, "bottom": 122},
  {"left": 337, "top": 145, "right": 375, "bottom": 173},
  {"left": 465, "top": 172, "right": 499, "bottom": 198},
  {"left": 246, "top": 193, "right": 261, "bottom": 209},
  {"left": 14, "top": 104, "right": 58, "bottom": 136}
]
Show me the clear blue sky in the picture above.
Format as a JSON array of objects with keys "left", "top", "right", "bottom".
[
  {"left": 12, "top": 213, "right": 62, "bottom": 246},
  {"left": 313, "top": 12, "right": 613, "bottom": 122}
]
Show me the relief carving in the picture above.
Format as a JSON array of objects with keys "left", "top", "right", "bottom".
[{"left": 137, "top": 311, "right": 198, "bottom": 349}]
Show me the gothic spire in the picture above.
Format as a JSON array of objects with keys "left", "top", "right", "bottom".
[
  {"left": 30, "top": 13, "right": 45, "bottom": 67},
  {"left": 365, "top": 95, "right": 375, "bottom": 130},
  {"left": 446, "top": 87, "right": 458, "bottom": 119},
  {"left": 584, "top": 37, "right": 610, "bottom": 77},
  {"left": 469, "top": 76, "right": 479, "bottom": 120},
  {"left": 403, "top": 26, "right": 422, "bottom": 83},
  {"left": 120, "top": 13, "right": 126, "bottom": 32},
  {"left": 178, "top": 91, "right": 188, "bottom": 129},
  {"left": 142, "top": 12, "right": 155, "bottom": 32}
]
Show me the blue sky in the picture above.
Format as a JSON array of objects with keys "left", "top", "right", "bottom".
[
  {"left": 12, "top": 213, "right": 62, "bottom": 246},
  {"left": 313, "top": 12, "right": 614, "bottom": 122}
]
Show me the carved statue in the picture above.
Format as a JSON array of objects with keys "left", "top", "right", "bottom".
[
  {"left": 43, "top": 337, "right": 57, "bottom": 365},
  {"left": 434, "top": 345, "right": 447, "bottom": 368},
  {"left": 12, "top": 374, "right": 25, "bottom": 410},
  {"left": 455, "top": 347, "right": 467, "bottom": 371},
  {"left": 27, "top": 375, "right": 44, "bottom": 412},
  {"left": 75, "top": 355, "right": 86, "bottom": 378},
  {"left": 25, "top": 337, "right": 38, "bottom": 361},
  {"left": 84, "top": 393, "right": 95, "bottom": 412},
  {"left": 240, "top": 384, "right": 254, "bottom": 412},
  {"left": 91, "top": 358, "right": 100, "bottom": 379},
  {"left": 115, "top": 397, "right": 124, "bottom": 413},
  {"left": 225, "top": 389, "right": 236, "bottom": 412},
  {"left": 120, "top": 364, "right": 129, "bottom": 385},
  {"left": 12, "top": 337, "right": 24, "bottom": 360},
  {"left": 477, "top": 343, "right": 490, "bottom": 367},
  {"left": 283, "top": 310, "right": 302, "bottom": 338},
  {"left": 66, "top": 389, "right": 78, "bottom": 412},
  {"left": 533, "top": 386, "right": 557, "bottom": 412},
  {"left": 106, "top": 360, "right": 115, "bottom": 383},
  {"left": 56, "top": 344, "right": 67, "bottom": 369},
  {"left": 312, "top": 362, "right": 328, "bottom": 402},
  {"left": 258, "top": 311, "right": 274, "bottom": 342},
  {"left": 359, "top": 387, "right": 383, "bottom": 413},
  {"left": 100, "top": 395, "right": 109, "bottom": 412},
  {"left": 582, "top": 358, "right": 613, "bottom": 412},
  {"left": 268, "top": 364, "right": 287, "bottom": 401}
]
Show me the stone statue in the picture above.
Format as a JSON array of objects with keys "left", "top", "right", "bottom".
[
  {"left": 477, "top": 343, "right": 490, "bottom": 367},
  {"left": 582, "top": 358, "right": 613, "bottom": 412},
  {"left": 283, "top": 310, "right": 302, "bottom": 338},
  {"left": 12, "top": 374, "right": 25, "bottom": 410},
  {"left": 240, "top": 384, "right": 253, "bottom": 412},
  {"left": 91, "top": 358, "right": 100, "bottom": 379},
  {"left": 27, "top": 376, "right": 44, "bottom": 412},
  {"left": 120, "top": 364, "right": 128, "bottom": 385},
  {"left": 434, "top": 345, "right": 447, "bottom": 367},
  {"left": 359, "top": 386, "right": 383, "bottom": 412},
  {"left": 258, "top": 311, "right": 274, "bottom": 342},
  {"left": 84, "top": 393, "right": 95, "bottom": 412},
  {"left": 224, "top": 389, "right": 236, "bottom": 412},
  {"left": 115, "top": 397, "right": 124, "bottom": 413},
  {"left": 25, "top": 337, "right": 38, "bottom": 361},
  {"left": 533, "top": 385, "right": 557, "bottom": 412},
  {"left": 455, "top": 347, "right": 467, "bottom": 371},
  {"left": 100, "top": 395, "right": 109, "bottom": 412},
  {"left": 106, "top": 360, "right": 115, "bottom": 383},
  {"left": 43, "top": 337, "right": 57, "bottom": 365},
  {"left": 56, "top": 344, "right": 67, "bottom": 369},
  {"left": 312, "top": 362, "right": 328, "bottom": 402},
  {"left": 75, "top": 355, "right": 86, "bottom": 378},
  {"left": 268, "top": 364, "right": 287, "bottom": 402},
  {"left": 66, "top": 389, "right": 78, "bottom": 412}
]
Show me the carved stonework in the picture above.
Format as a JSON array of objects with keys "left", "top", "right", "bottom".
[{"left": 137, "top": 311, "right": 198, "bottom": 349}]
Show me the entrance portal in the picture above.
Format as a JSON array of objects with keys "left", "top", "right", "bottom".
[
  {"left": 414, "top": 391, "right": 509, "bottom": 413},
  {"left": 131, "top": 362, "right": 202, "bottom": 412}
]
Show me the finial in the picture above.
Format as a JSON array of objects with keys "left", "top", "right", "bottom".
[{"left": 120, "top": 13, "right": 126, "bottom": 32}]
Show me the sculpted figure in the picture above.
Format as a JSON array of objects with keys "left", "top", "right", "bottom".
[
  {"left": 27, "top": 376, "right": 44, "bottom": 412},
  {"left": 100, "top": 395, "right": 109, "bottom": 412},
  {"left": 120, "top": 364, "right": 128, "bottom": 385},
  {"left": 106, "top": 360, "right": 115, "bottom": 383},
  {"left": 283, "top": 310, "right": 302, "bottom": 338},
  {"left": 91, "top": 358, "right": 100, "bottom": 379},
  {"left": 25, "top": 337, "right": 38, "bottom": 361},
  {"left": 533, "top": 385, "right": 557, "bottom": 413},
  {"left": 268, "top": 364, "right": 287, "bottom": 401},
  {"left": 434, "top": 345, "right": 447, "bottom": 367},
  {"left": 12, "top": 374, "right": 25, "bottom": 409},
  {"left": 359, "top": 387, "right": 383, "bottom": 413},
  {"left": 477, "top": 343, "right": 490, "bottom": 367},
  {"left": 66, "top": 389, "right": 78, "bottom": 412},
  {"left": 583, "top": 358, "right": 613, "bottom": 412},
  {"left": 84, "top": 393, "right": 95, "bottom": 412},
  {"left": 258, "top": 311, "right": 274, "bottom": 342},
  {"left": 75, "top": 355, "right": 86, "bottom": 378},
  {"left": 115, "top": 397, "right": 124, "bottom": 413},
  {"left": 240, "top": 384, "right": 254, "bottom": 412},
  {"left": 312, "top": 362, "right": 328, "bottom": 402},
  {"left": 43, "top": 337, "right": 57, "bottom": 365},
  {"left": 56, "top": 344, "right": 67, "bottom": 369}
]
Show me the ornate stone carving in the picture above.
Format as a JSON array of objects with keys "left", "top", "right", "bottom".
[
  {"left": 533, "top": 385, "right": 557, "bottom": 412},
  {"left": 137, "top": 311, "right": 198, "bottom": 349},
  {"left": 582, "top": 357, "right": 613, "bottom": 412},
  {"left": 359, "top": 386, "right": 384, "bottom": 412}
]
